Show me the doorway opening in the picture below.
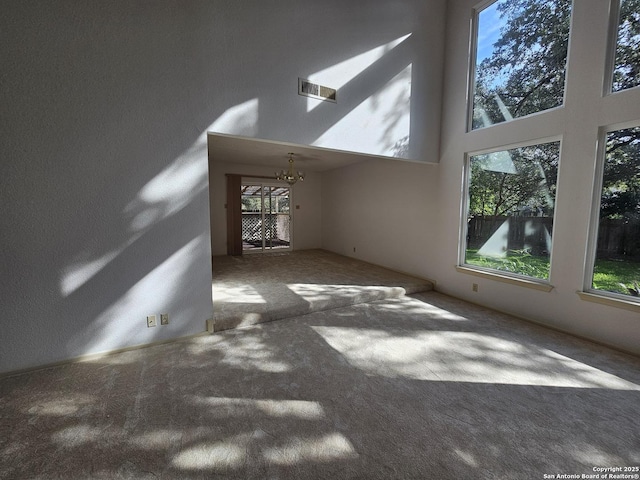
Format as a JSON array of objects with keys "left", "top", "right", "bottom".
[{"left": 241, "top": 183, "right": 292, "bottom": 253}]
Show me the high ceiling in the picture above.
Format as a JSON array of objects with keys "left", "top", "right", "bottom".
[{"left": 208, "top": 133, "right": 374, "bottom": 172}]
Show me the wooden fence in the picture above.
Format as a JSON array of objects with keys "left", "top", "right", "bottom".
[
  {"left": 467, "top": 216, "right": 552, "bottom": 255},
  {"left": 468, "top": 215, "right": 640, "bottom": 260},
  {"left": 596, "top": 218, "right": 640, "bottom": 259}
]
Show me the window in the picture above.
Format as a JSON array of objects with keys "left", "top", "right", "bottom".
[
  {"left": 463, "top": 140, "right": 560, "bottom": 280},
  {"left": 611, "top": 0, "right": 640, "bottom": 93},
  {"left": 241, "top": 184, "right": 292, "bottom": 253},
  {"left": 589, "top": 125, "right": 640, "bottom": 297},
  {"left": 471, "top": 0, "right": 572, "bottom": 130}
]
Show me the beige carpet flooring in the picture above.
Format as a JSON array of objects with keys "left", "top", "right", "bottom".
[
  {"left": 211, "top": 249, "right": 434, "bottom": 331},
  {"left": 1, "top": 252, "right": 639, "bottom": 479}
]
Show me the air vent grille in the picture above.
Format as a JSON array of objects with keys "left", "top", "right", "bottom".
[{"left": 298, "top": 78, "right": 337, "bottom": 103}]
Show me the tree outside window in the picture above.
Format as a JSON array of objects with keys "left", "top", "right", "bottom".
[
  {"left": 612, "top": 0, "right": 640, "bottom": 92},
  {"left": 471, "top": 0, "right": 572, "bottom": 130},
  {"left": 591, "top": 126, "right": 640, "bottom": 297},
  {"left": 464, "top": 141, "right": 560, "bottom": 280}
]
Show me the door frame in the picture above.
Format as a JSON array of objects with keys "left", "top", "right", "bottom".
[{"left": 240, "top": 180, "right": 293, "bottom": 254}]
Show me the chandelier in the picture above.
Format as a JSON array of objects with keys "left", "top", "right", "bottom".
[{"left": 275, "top": 153, "right": 305, "bottom": 185}]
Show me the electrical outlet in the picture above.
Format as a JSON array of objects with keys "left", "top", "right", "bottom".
[
  {"left": 147, "top": 315, "right": 157, "bottom": 327},
  {"left": 472, "top": 283, "right": 479, "bottom": 292},
  {"left": 160, "top": 313, "right": 169, "bottom": 325}
]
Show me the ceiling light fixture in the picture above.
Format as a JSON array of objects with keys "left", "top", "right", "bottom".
[{"left": 275, "top": 152, "right": 305, "bottom": 185}]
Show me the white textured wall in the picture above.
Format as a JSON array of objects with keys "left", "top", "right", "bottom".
[
  {"left": 209, "top": 162, "right": 322, "bottom": 256},
  {"left": 322, "top": 158, "right": 439, "bottom": 279},
  {"left": 1, "top": 0, "right": 445, "bottom": 373},
  {"left": 0, "top": 1, "right": 217, "bottom": 373},
  {"left": 208, "top": 0, "right": 445, "bottom": 162},
  {"left": 436, "top": 0, "right": 640, "bottom": 355}
]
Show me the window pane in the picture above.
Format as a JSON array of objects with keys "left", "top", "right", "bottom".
[
  {"left": 592, "top": 126, "right": 640, "bottom": 296},
  {"left": 465, "top": 141, "right": 560, "bottom": 280},
  {"left": 471, "top": 0, "right": 572, "bottom": 130},
  {"left": 612, "top": 0, "right": 640, "bottom": 92}
]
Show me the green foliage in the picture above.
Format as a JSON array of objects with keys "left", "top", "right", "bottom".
[
  {"left": 613, "top": 0, "right": 640, "bottom": 92},
  {"left": 466, "top": 249, "right": 550, "bottom": 279},
  {"left": 593, "top": 258, "right": 640, "bottom": 295},
  {"left": 473, "top": 0, "right": 572, "bottom": 128},
  {"left": 242, "top": 190, "right": 290, "bottom": 213},
  {"left": 467, "top": 250, "right": 640, "bottom": 294},
  {"left": 241, "top": 196, "right": 262, "bottom": 212},
  {"left": 471, "top": 0, "right": 640, "bottom": 222},
  {"left": 468, "top": 142, "right": 558, "bottom": 217},
  {"left": 601, "top": 126, "right": 640, "bottom": 221},
  {"left": 466, "top": 0, "right": 640, "bottom": 294}
]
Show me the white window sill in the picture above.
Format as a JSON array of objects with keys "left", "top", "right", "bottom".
[
  {"left": 455, "top": 265, "right": 554, "bottom": 292},
  {"left": 577, "top": 291, "right": 640, "bottom": 313}
]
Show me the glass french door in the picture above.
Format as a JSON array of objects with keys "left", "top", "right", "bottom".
[{"left": 241, "top": 183, "right": 291, "bottom": 253}]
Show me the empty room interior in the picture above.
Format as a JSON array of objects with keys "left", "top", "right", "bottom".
[{"left": 2, "top": 0, "right": 640, "bottom": 478}]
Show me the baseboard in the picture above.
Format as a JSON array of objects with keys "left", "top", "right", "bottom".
[
  {"left": 317, "top": 248, "right": 438, "bottom": 289},
  {"left": 0, "top": 330, "right": 210, "bottom": 380},
  {"left": 432, "top": 287, "right": 640, "bottom": 359}
]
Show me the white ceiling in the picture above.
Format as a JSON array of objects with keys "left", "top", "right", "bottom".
[{"left": 207, "top": 133, "right": 374, "bottom": 172}]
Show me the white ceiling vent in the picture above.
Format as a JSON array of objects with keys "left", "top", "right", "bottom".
[{"left": 298, "top": 78, "right": 337, "bottom": 103}]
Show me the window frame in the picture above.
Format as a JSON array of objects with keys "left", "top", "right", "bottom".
[
  {"left": 603, "top": 0, "right": 622, "bottom": 96},
  {"left": 465, "top": 0, "right": 493, "bottom": 133},
  {"left": 605, "top": 0, "right": 640, "bottom": 96},
  {"left": 583, "top": 119, "right": 640, "bottom": 304},
  {"left": 459, "top": 135, "right": 563, "bottom": 287},
  {"left": 466, "top": 0, "right": 574, "bottom": 133}
]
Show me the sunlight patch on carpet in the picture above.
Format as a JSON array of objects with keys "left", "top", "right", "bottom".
[
  {"left": 172, "top": 439, "right": 246, "bottom": 470},
  {"left": 312, "top": 327, "right": 640, "bottom": 390},
  {"left": 287, "top": 283, "right": 405, "bottom": 303},
  {"left": 214, "top": 284, "right": 266, "bottom": 304},
  {"left": 262, "top": 433, "right": 358, "bottom": 465},
  {"left": 190, "top": 397, "right": 326, "bottom": 420}
]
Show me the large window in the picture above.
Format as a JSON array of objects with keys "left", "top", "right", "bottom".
[
  {"left": 471, "top": 0, "right": 572, "bottom": 130},
  {"left": 611, "top": 0, "right": 640, "bottom": 93},
  {"left": 590, "top": 125, "right": 640, "bottom": 297},
  {"left": 459, "top": 0, "right": 640, "bottom": 307},
  {"left": 463, "top": 140, "right": 560, "bottom": 280}
]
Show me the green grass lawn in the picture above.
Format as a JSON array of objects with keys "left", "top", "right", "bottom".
[
  {"left": 465, "top": 249, "right": 640, "bottom": 296},
  {"left": 593, "top": 258, "right": 640, "bottom": 295},
  {"left": 465, "top": 249, "right": 551, "bottom": 279}
]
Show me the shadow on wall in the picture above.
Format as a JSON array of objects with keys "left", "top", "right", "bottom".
[
  {"left": 0, "top": 0, "right": 442, "bottom": 373},
  {"left": 1, "top": 1, "right": 222, "bottom": 372},
  {"left": 208, "top": 0, "right": 442, "bottom": 161}
]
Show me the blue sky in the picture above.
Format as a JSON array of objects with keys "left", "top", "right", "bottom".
[{"left": 476, "top": 2, "right": 504, "bottom": 63}]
